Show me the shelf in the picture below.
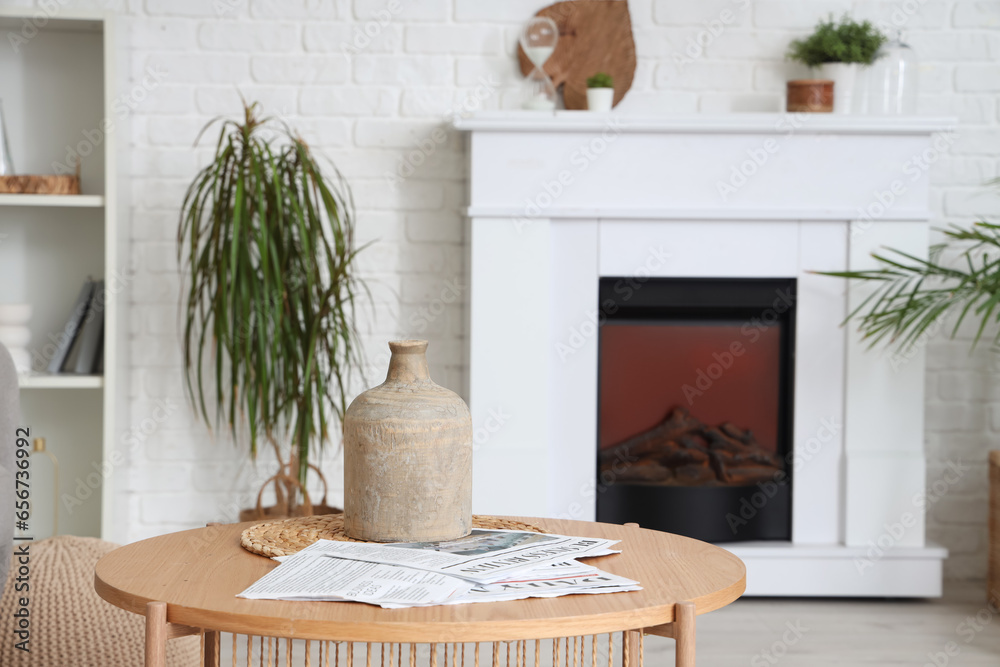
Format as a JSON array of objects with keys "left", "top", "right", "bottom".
[
  {"left": 18, "top": 373, "right": 104, "bottom": 389},
  {"left": 0, "top": 13, "right": 104, "bottom": 33},
  {"left": 453, "top": 111, "right": 958, "bottom": 136},
  {"left": 0, "top": 194, "right": 104, "bottom": 208}
]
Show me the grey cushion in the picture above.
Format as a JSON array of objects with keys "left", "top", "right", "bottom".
[{"left": 0, "top": 342, "right": 18, "bottom": 596}]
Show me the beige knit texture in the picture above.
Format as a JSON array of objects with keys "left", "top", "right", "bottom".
[{"left": 0, "top": 535, "right": 199, "bottom": 667}]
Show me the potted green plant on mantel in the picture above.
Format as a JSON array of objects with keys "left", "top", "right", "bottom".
[
  {"left": 786, "top": 15, "right": 886, "bottom": 114},
  {"left": 586, "top": 72, "right": 615, "bottom": 112},
  {"left": 177, "top": 101, "right": 366, "bottom": 519}
]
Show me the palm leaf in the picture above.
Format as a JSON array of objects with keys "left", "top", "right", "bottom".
[{"left": 820, "top": 218, "right": 1000, "bottom": 353}]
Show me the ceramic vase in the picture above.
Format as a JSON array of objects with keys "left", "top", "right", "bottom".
[
  {"left": 343, "top": 340, "right": 473, "bottom": 542},
  {"left": 818, "top": 62, "right": 859, "bottom": 114}
]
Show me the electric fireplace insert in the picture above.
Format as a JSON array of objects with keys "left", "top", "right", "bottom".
[{"left": 596, "top": 277, "right": 795, "bottom": 543}]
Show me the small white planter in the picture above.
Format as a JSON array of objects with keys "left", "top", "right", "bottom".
[
  {"left": 818, "top": 62, "right": 860, "bottom": 114},
  {"left": 586, "top": 87, "right": 614, "bottom": 112}
]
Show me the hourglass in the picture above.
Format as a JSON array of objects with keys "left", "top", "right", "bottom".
[{"left": 519, "top": 16, "right": 559, "bottom": 110}]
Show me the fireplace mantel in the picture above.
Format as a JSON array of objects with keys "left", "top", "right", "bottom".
[
  {"left": 456, "top": 111, "right": 953, "bottom": 223},
  {"left": 456, "top": 111, "right": 950, "bottom": 133},
  {"left": 455, "top": 112, "right": 953, "bottom": 597}
]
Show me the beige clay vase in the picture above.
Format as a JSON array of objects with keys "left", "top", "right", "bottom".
[{"left": 343, "top": 340, "right": 473, "bottom": 542}]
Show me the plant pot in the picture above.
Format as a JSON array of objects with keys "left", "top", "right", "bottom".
[
  {"left": 587, "top": 87, "right": 614, "bottom": 112},
  {"left": 343, "top": 339, "right": 473, "bottom": 543},
  {"left": 786, "top": 79, "right": 834, "bottom": 112},
  {"left": 818, "top": 62, "right": 859, "bottom": 114}
]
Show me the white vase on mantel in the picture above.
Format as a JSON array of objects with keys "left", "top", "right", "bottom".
[{"left": 818, "top": 62, "right": 859, "bottom": 114}]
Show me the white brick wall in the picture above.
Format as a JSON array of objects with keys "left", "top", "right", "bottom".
[{"left": 36, "top": 0, "right": 1000, "bottom": 580}]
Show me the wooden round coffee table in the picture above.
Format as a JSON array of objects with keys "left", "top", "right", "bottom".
[{"left": 95, "top": 517, "right": 745, "bottom": 667}]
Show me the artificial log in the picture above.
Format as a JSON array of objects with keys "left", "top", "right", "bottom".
[{"left": 599, "top": 406, "right": 783, "bottom": 487}]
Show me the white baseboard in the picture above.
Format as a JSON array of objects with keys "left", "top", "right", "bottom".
[{"left": 718, "top": 541, "right": 948, "bottom": 598}]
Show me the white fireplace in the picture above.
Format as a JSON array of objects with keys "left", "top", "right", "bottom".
[{"left": 455, "top": 111, "right": 952, "bottom": 597}]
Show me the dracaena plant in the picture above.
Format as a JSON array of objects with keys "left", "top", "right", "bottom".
[
  {"left": 822, "top": 219, "right": 1000, "bottom": 353},
  {"left": 178, "top": 101, "right": 366, "bottom": 488}
]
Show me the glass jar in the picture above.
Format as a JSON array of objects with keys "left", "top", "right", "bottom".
[{"left": 864, "top": 31, "right": 919, "bottom": 115}]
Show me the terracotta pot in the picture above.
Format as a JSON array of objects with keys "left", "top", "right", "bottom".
[
  {"left": 786, "top": 79, "right": 834, "bottom": 113},
  {"left": 343, "top": 340, "right": 473, "bottom": 542}
]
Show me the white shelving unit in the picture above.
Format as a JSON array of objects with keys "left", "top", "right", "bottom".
[{"left": 0, "top": 11, "right": 121, "bottom": 540}]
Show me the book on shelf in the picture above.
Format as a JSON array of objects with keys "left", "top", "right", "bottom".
[
  {"left": 45, "top": 279, "right": 93, "bottom": 374},
  {"left": 71, "top": 279, "right": 104, "bottom": 375},
  {"left": 93, "top": 343, "right": 104, "bottom": 375}
]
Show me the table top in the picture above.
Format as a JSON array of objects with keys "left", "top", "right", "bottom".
[{"left": 94, "top": 517, "right": 746, "bottom": 643}]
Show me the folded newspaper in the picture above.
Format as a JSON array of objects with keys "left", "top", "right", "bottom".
[{"left": 238, "top": 529, "right": 641, "bottom": 608}]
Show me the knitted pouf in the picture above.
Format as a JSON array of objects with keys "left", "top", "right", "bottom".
[{"left": 0, "top": 535, "right": 200, "bottom": 666}]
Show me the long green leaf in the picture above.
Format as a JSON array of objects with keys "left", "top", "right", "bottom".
[{"left": 177, "top": 101, "right": 367, "bottom": 487}]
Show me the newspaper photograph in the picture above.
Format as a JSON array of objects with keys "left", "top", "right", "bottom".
[{"left": 389, "top": 530, "right": 556, "bottom": 556}]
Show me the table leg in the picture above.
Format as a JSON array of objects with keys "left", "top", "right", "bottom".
[
  {"left": 203, "top": 630, "right": 221, "bottom": 667},
  {"left": 623, "top": 630, "right": 641, "bottom": 667},
  {"left": 145, "top": 602, "right": 168, "bottom": 667},
  {"left": 674, "top": 601, "right": 696, "bottom": 667}
]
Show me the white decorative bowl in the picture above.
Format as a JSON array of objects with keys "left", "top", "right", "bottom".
[
  {"left": 0, "top": 303, "right": 32, "bottom": 325},
  {"left": 0, "top": 325, "right": 31, "bottom": 348}
]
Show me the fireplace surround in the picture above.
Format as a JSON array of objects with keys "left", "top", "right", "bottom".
[{"left": 455, "top": 112, "right": 952, "bottom": 597}]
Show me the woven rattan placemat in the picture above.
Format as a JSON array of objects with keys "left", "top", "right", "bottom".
[{"left": 240, "top": 514, "right": 548, "bottom": 558}]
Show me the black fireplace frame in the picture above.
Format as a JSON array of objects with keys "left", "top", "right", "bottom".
[{"left": 595, "top": 277, "right": 796, "bottom": 543}]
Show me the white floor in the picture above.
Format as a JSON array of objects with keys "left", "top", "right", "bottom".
[{"left": 645, "top": 581, "right": 1000, "bottom": 666}]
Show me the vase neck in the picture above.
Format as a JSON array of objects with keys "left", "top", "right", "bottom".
[{"left": 385, "top": 340, "right": 431, "bottom": 383}]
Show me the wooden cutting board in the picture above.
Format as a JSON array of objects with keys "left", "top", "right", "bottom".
[{"left": 517, "top": 0, "right": 637, "bottom": 110}]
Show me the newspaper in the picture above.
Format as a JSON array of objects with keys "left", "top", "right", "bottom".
[
  {"left": 380, "top": 561, "right": 642, "bottom": 608},
  {"left": 238, "top": 529, "right": 638, "bottom": 608},
  {"left": 239, "top": 556, "right": 475, "bottom": 606},
  {"left": 281, "top": 529, "right": 621, "bottom": 584}
]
